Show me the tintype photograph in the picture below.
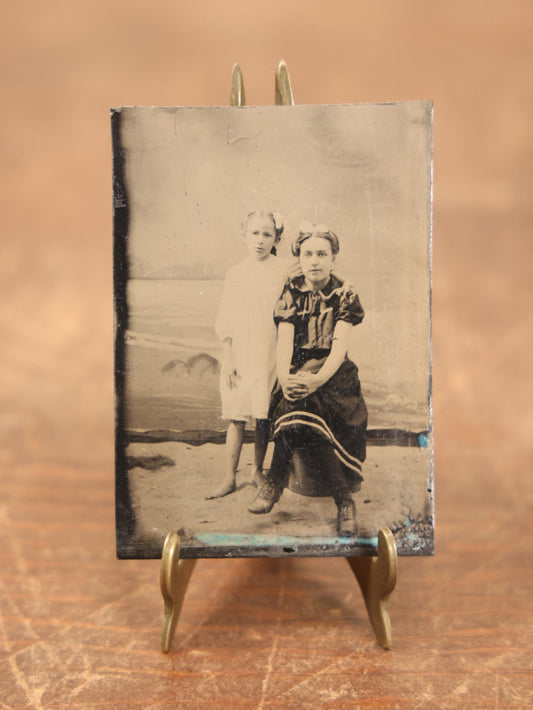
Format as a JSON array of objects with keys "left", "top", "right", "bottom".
[{"left": 113, "top": 102, "right": 433, "bottom": 559}]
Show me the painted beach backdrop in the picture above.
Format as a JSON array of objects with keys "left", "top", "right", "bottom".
[
  {"left": 125, "top": 276, "right": 429, "bottom": 438},
  {"left": 118, "top": 104, "right": 432, "bottom": 443}
]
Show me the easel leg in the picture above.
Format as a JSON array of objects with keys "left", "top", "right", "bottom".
[
  {"left": 160, "top": 531, "right": 197, "bottom": 653},
  {"left": 347, "top": 527, "right": 398, "bottom": 649}
]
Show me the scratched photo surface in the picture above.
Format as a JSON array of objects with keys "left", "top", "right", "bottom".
[{"left": 113, "top": 103, "right": 433, "bottom": 559}]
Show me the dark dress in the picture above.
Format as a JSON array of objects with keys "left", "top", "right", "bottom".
[{"left": 270, "top": 273, "right": 368, "bottom": 497}]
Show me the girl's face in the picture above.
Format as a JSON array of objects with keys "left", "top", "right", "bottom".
[
  {"left": 244, "top": 215, "right": 277, "bottom": 261},
  {"left": 299, "top": 236, "right": 334, "bottom": 289}
]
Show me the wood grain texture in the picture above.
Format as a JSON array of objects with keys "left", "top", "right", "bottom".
[{"left": 1, "top": 1, "right": 532, "bottom": 707}]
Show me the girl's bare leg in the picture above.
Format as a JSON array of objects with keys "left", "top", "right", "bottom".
[
  {"left": 206, "top": 420, "right": 245, "bottom": 499},
  {"left": 253, "top": 418, "right": 270, "bottom": 487}
]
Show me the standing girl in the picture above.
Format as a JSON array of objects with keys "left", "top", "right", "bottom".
[
  {"left": 207, "top": 211, "right": 286, "bottom": 499},
  {"left": 248, "top": 224, "right": 367, "bottom": 537}
]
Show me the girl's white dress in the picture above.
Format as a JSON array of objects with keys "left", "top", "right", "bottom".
[{"left": 215, "top": 256, "right": 286, "bottom": 421}]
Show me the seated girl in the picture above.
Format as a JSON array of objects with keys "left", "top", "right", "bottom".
[{"left": 248, "top": 224, "right": 367, "bottom": 537}]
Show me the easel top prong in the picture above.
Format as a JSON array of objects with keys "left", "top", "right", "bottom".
[
  {"left": 231, "top": 60, "right": 294, "bottom": 107},
  {"left": 230, "top": 63, "right": 245, "bottom": 107},
  {"left": 275, "top": 60, "right": 294, "bottom": 106}
]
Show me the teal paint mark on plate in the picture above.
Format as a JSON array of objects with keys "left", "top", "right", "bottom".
[
  {"left": 418, "top": 433, "right": 428, "bottom": 448},
  {"left": 195, "top": 532, "right": 378, "bottom": 548}
]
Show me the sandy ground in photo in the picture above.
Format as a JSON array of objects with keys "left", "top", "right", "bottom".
[{"left": 125, "top": 440, "right": 433, "bottom": 558}]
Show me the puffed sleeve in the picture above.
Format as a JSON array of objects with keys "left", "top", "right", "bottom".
[
  {"left": 273, "top": 281, "right": 298, "bottom": 325},
  {"left": 335, "top": 284, "right": 364, "bottom": 325},
  {"left": 215, "top": 267, "right": 237, "bottom": 341}
]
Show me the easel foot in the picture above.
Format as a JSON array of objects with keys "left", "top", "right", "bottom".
[
  {"left": 347, "top": 527, "right": 398, "bottom": 649},
  {"left": 160, "top": 531, "right": 197, "bottom": 653}
]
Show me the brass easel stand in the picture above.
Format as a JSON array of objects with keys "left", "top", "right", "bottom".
[{"left": 160, "top": 61, "right": 398, "bottom": 654}]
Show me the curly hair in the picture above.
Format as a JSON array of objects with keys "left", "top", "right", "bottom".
[
  {"left": 292, "top": 223, "right": 340, "bottom": 257},
  {"left": 244, "top": 210, "right": 285, "bottom": 240}
]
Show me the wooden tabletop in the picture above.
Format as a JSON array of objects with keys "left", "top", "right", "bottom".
[{"left": 1, "top": 2, "right": 532, "bottom": 708}]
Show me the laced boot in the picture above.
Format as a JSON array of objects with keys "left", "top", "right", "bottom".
[
  {"left": 337, "top": 499, "right": 357, "bottom": 537},
  {"left": 248, "top": 481, "right": 281, "bottom": 514}
]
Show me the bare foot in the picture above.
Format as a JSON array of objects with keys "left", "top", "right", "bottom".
[{"left": 205, "top": 480, "right": 236, "bottom": 500}]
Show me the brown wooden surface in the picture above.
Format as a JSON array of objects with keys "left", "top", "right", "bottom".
[{"left": 1, "top": 2, "right": 532, "bottom": 707}]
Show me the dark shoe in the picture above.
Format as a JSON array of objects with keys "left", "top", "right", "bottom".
[
  {"left": 248, "top": 481, "right": 281, "bottom": 514},
  {"left": 337, "top": 499, "right": 357, "bottom": 537}
]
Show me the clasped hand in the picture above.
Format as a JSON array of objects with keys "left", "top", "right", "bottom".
[{"left": 281, "top": 372, "right": 321, "bottom": 401}]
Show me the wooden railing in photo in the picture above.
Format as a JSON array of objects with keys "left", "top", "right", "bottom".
[{"left": 159, "top": 61, "right": 398, "bottom": 654}]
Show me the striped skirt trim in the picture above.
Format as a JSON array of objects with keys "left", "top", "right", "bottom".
[{"left": 273, "top": 411, "right": 363, "bottom": 475}]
